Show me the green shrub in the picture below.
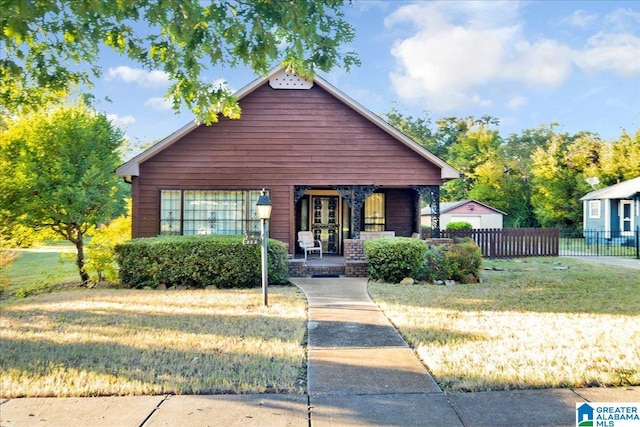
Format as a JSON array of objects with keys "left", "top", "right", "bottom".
[
  {"left": 115, "top": 235, "right": 288, "bottom": 289},
  {"left": 86, "top": 213, "right": 131, "bottom": 282},
  {"left": 365, "top": 237, "right": 428, "bottom": 283},
  {"left": 425, "top": 239, "right": 482, "bottom": 283},
  {"left": 446, "top": 221, "right": 473, "bottom": 230}
]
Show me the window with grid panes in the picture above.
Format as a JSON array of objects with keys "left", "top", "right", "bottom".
[
  {"left": 159, "top": 190, "right": 263, "bottom": 236},
  {"left": 364, "top": 193, "right": 385, "bottom": 231}
]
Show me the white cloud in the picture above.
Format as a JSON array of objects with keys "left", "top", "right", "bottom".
[
  {"left": 385, "top": 1, "right": 639, "bottom": 112},
  {"left": 387, "top": 2, "right": 520, "bottom": 110},
  {"left": 563, "top": 10, "right": 598, "bottom": 29},
  {"left": 386, "top": 1, "right": 563, "bottom": 111},
  {"left": 507, "top": 95, "right": 527, "bottom": 109},
  {"left": 502, "top": 39, "right": 576, "bottom": 87},
  {"left": 144, "top": 97, "right": 173, "bottom": 111},
  {"left": 106, "top": 66, "right": 170, "bottom": 88},
  {"left": 107, "top": 114, "right": 135, "bottom": 131},
  {"left": 576, "top": 32, "right": 640, "bottom": 78}
]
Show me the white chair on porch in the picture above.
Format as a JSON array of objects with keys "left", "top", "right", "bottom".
[{"left": 298, "top": 231, "right": 322, "bottom": 260}]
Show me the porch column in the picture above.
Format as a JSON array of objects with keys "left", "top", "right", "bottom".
[
  {"left": 334, "top": 185, "right": 378, "bottom": 239},
  {"left": 293, "top": 185, "right": 311, "bottom": 204},
  {"left": 412, "top": 185, "right": 441, "bottom": 238}
]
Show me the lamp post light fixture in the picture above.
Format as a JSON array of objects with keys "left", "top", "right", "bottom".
[{"left": 256, "top": 189, "right": 272, "bottom": 306}]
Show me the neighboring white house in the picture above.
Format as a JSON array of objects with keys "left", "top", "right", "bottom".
[{"left": 421, "top": 199, "right": 506, "bottom": 229}]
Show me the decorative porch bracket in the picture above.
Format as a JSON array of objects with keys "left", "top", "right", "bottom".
[
  {"left": 293, "top": 185, "right": 311, "bottom": 205},
  {"left": 412, "top": 185, "right": 441, "bottom": 238},
  {"left": 334, "top": 185, "right": 378, "bottom": 239}
]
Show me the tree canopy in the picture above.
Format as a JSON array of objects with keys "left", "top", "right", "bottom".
[
  {"left": 0, "top": 104, "right": 126, "bottom": 284},
  {"left": 0, "top": 0, "right": 359, "bottom": 123},
  {"left": 384, "top": 109, "right": 640, "bottom": 230}
]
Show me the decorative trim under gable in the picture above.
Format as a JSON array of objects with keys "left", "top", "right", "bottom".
[{"left": 269, "top": 71, "right": 313, "bottom": 89}]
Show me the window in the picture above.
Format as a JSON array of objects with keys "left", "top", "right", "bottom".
[
  {"left": 160, "top": 190, "right": 263, "bottom": 236},
  {"left": 621, "top": 200, "right": 633, "bottom": 235},
  {"left": 160, "top": 190, "right": 182, "bottom": 235},
  {"left": 588, "top": 200, "right": 601, "bottom": 219},
  {"left": 364, "top": 193, "right": 385, "bottom": 231}
]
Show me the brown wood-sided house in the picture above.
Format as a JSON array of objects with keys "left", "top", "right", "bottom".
[{"left": 116, "top": 67, "right": 459, "bottom": 257}]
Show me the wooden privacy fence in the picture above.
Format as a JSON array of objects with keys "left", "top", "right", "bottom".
[{"left": 441, "top": 228, "right": 560, "bottom": 258}]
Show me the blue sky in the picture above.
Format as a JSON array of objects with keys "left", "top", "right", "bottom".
[{"left": 94, "top": 1, "right": 640, "bottom": 152}]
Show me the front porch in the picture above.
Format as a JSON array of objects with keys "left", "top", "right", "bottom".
[
  {"left": 288, "top": 239, "right": 368, "bottom": 278},
  {"left": 292, "top": 185, "right": 443, "bottom": 257}
]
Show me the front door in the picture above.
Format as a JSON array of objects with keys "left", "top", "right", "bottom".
[{"left": 312, "top": 195, "right": 340, "bottom": 254}]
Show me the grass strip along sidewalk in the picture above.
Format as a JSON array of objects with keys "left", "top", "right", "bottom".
[
  {"left": 369, "top": 257, "right": 640, "bottom": 392},
  {"left": 0, "top": 287, "right": 307, "bottom": 397}
]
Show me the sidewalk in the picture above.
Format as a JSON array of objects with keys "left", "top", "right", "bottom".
[
  {"left": 562, "top": 255, "right": 640, "bottom": 270},
  {"left": 1, "top": 277, "right": 638, "bottom": 427}
]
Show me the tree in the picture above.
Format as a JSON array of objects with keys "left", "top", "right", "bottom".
[
  {"left": 383, "top": 107, "right": 443, "bottom": 157},
  {"left": 0, "top": 1, "right": 359, "bottom": 123},
  {"left": 86, "top": 201, "right": 132, "bottom": 283},
  {"left": 0, "top": 104, "right": 126, "bottom": 284},
  {"left": 442, "top": 117, "right": 502, "bottom": 201},
  {"left": 529, "top": 132, "right": 600, "bottom": 229},
  {"left": 598, "top": 130, "right": 640, "bottom": 185}
]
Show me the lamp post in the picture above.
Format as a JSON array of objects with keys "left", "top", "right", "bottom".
[{"left": 256, "top": 189, "right": 272, "bottom": 306}]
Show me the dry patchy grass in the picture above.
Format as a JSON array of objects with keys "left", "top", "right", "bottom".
[
  {"left": 0, "top": 286, "right": 307, "bottom": 397},
  {"left": 369, "top": 257, "right": 640, "bottom": 392}
]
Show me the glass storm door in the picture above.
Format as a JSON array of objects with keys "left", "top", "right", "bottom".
[{"left": 312, "top": 196, "right": 340, "bottom": 254}]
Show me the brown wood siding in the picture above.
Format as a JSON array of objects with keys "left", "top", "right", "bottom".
[
  {"left": 133, "top": 83, "right": 443, "bottom": 249},
  {"left": 385, "top": 189, "right": 416, "bottom": 237}
]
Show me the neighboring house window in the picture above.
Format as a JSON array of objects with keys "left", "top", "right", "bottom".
[
  {"left": 364, "top": 193, "right": 385, "bottom": 231},
  {"left": 621, "top": 200, "right": 633, "bottom": 235},
  {"left": 160, "top": 190, "right": 262, "bottom": 236},
  {"left": 588, "top": 200, "right": 601, "bottom": 219}
]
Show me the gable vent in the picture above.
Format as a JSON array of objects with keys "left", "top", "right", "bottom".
[{"left": 269, "top": 71, "right": 313, "bottom": 89}]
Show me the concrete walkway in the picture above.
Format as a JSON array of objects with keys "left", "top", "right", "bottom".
[
  {"left": 1, "top": 277, "right": 638, "bottom": 427},
  {"left": 562, "top": 255, "right": 640, "bottom": 270}
]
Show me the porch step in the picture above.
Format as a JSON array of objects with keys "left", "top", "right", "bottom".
[{"left": 305, "top": 264, "right": 346, "bottom": 276}]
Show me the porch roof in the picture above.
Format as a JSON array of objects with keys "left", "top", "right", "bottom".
[
  {"left": 115, "top": 66, "right": 459, "bottom": 181},
  {"left": 580, "top": 176, "right": 640, "bottom": 201}
]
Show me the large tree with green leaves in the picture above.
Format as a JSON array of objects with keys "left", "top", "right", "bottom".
[
  {"left": 530, "top": 131, "right": 604, "bottom": 229},
  {"left": 0, "top": 104, "right": 126, "bottom": 284},
  {"left": 0, "top": 1, "right": 359, "bottom": 122}
]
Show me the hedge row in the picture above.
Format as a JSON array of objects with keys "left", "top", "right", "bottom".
[
  {"left": 364, "top": 237, "right": 482, "bottom": 284},
  {"left": 364, "top": 237, "right": 428, "bottom": 283},
  {"left": 114, "top": 235, "right": 288, "bottom": 289}
]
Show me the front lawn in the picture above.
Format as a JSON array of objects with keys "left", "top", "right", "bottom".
[
  {"left": 2, "top": 249, "right": 79, "bottom": 298},
  {"left": 0, "top": 287, "right": 307, "bottom": 397},
  {"left": 369, "top": 257, "right": 640, "bottom": 392}
]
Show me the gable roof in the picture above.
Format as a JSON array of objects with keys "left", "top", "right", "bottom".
[
  {"left": 116, "top": 67, "right": 459, "bottom": 180},
  {"left": 421, "top": 199, "right": 507, "bottom": 215},
  {"left": 580, "top": 176, "right": 640, "bottom": 201}
]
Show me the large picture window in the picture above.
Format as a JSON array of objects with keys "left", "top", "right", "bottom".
[{"left": 160, "top": 190, "right": 263, "bottom": 236}]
